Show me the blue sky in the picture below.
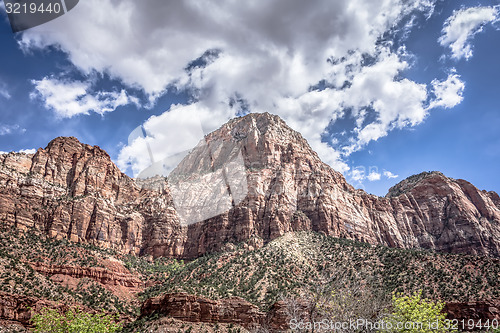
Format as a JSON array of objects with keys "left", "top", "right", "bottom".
[{"left": 0, "top": 0, "right": 499, "bottom": 196}]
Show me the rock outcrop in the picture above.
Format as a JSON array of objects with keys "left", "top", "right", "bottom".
[
  {"left": 30, "top": 262, "right": 143, "bottom": 290},
  {"left": 0, "top": 291, "right": 73, "bottom": 326},
  {"left": 444, "top": 300, "right": 500, "bottom": 321},
  {"left": 0, "top": 290, "right": 133, "bottom": 328},
  {"left": 140, "top": 292, "right": 265, "bottom": 328},
  {"left": 1, "top": 113, "right": 499, "bottom": 258},
  {"left": 140, "top": 293, "right": 500, "bottom": 331}
]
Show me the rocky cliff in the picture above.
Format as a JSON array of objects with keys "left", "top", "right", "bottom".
[
  {"left": 140, "top": 292, "right": 266, "bottom": 329},
  {"left": 140, "top": 293, "right": 500, "bottom": 331},
  {"left": 0, "top": 291, "right": 71, "bottom": 327},
  {"left": 1, "top": 113, "right": 499, "bottom": 258}
]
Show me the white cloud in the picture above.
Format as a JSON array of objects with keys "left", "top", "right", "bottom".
[
  {"left": 19, "top": 149, "right": 36, "bottom": 154},
  {"left": 0, "top": 148, "right": 36, "bottom": 155},
  {"left": 338, "top": 49, "right": 429, "bottom": 155},
  {"left": 384, "top": 170, "right": 399, "bottom": 179},
  {"left": 0, "top": 124, "right": 25, "bottom": 136},
  {"left": 367, "top": 171, "right": 382, "bottom": 181},
  {"left": 439, "top": 6, "right": 499, "bottom": 60},
  {"left": 19, "top": 0, "right": 444, "bottom": 174},
  {"left": 117, "top": 102, "right": 235, "bottom": 176},
  {"left": 348, "top": 167, "right": 389, "bottom": 184},
  {"left": 429, "top": 71, "right": 465, "bottom": 109},
  {"left": 31, "top": 77, "right": 139, "bottom": 118},
  {"left": 351, "top": 168, "right": 366, "bottom": 182}
]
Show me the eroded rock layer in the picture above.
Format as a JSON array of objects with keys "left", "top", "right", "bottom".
[{"left": 1, "top": 113, "right": 499, "bottom": 258}]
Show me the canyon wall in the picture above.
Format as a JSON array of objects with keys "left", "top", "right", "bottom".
[{"left": 1, "top": 113, "right": 499, "bottom": 259}]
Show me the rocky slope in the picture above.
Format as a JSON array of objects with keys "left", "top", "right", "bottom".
[
  {"left": 0, "top": 113, "right": 499, "bottom": 259},
  {"left": 138, "top": 293, "right": 500, "bottom": 332},
  {"left": 141, "top": 232, "right": 500, "bottom": 309},
  {"left": 132, "top": 232, "right": 500, "bottom": 331},
  {"left": 2, "top": 228, "right": 499, "bottom": 331},
  {"left": 140, "top": 292, "right": 265, "bottom": 329}
]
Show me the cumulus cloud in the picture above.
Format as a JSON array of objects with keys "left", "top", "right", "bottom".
[
  {"left": 348, "top": 167, "right": 390, "bottom": 183},
  {"left": 19, "top": 0, "right": 458, "bottom": 176},
  {"left": 351, "top": 168, "right": 366, "bottom": 183},
  {"left": 439, "top": 6, "right": 499, "bottom": 60},
  {"left": 337, "top": 50, "right": 428, "bottom": 155},
  {"left": 30, "top": 77, "right": 139, "bottom": 118},
  {"left": 384, "top": 170, "right": 399, "bottom": 179},
  {"left": 367, "top": 171, "right": 382, "bottom": 181},
  {"left": 429, "top": 71, "right": 465, "bottom": 109},
  {"left": 117, "top": 102, "right": 236, "bottom": 176}
]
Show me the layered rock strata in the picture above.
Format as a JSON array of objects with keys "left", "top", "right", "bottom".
[{"left": 0, "top": 113, "right": 499, "bottom": 258}]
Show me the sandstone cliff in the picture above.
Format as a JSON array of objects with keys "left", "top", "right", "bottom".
[
  {"left": 0, "top": 113, "right": 499, "bottom": 258},
  {"left": 140, "top": 292, "right": 265, "bottom": 329},
  {"left": 0, "top": 291, "right": 70, "bottom": 326},
  {"left": 139, "top": 293, "right": 500, "bottom": 331}
]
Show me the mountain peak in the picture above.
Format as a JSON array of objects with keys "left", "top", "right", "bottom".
[
  {"left": 386, "top": 171, "right": 448, "bottom": 197},
  {"left": 208, "top": 112, "right": 301, "bottom": 141},
  {"left": 202, "top": 112, "right": 322, "bottom": 170},
  {"left": 44, "top": 136, "right": 110, "bottom": 160},
  {"left": 46, "top": 136, "right": 82, "bottom": 146},
  {"left": 1, "top": 115, "right": 499, "bottom": 260}
]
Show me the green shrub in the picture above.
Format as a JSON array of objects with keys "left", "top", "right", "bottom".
[
  {"left": 385, "top": 291, "right": 448, "bottom": 332},
  {"left": 32, "top": 307, "right": 121, "bottom": 333}
]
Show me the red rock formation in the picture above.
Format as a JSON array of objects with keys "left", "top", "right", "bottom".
[
  {"left": 1, "top": 113, "right": 499, "bottom": 258},
  {"left": 140, "top": 292, "right": 265, "bottom": 328},
  {"left": 140, "top": 294, "right": 500, "bottom": 331},
  {"left": 30, "top": 262, "right": 143, "bottom": 289},
  {"left": 265, "top": 299, "right": 310, "bottom": 331},
  {"left": 0, "top": 291, "right": 132, "bottom": 328},
  {"left": 170, "top": 113, "right": 500, "bottom": 258},
  {"left": 0, "top": 291, "right": 73, "bottom": 326},
  {"left": 444, "top": 300, "right": 500, "bottom": 321}
]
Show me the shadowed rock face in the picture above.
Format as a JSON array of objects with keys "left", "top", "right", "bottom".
[
  {"left": 0, "top": 291, "right": 75, "bottom": 326},
  {"left": 140, "top": 293, "right": 266, "bottom": 328},
  {"left": 444, "top": 300, "right": 500, "bottom": 321},
  {"left": 1, "top": 113, "right": 499, "bottom": 258}
]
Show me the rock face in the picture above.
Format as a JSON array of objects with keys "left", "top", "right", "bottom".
[
  {"left": 140, "top": 292, "right": 301, "bottom": 329},
  {"left": 1, "top": 113, "right": 500, "bottom": 258},
  {"left": 0, "top": 138, "right": 183, "bottom": 257},
  {"left": 30, "top": 262, "right": 143, "bottom": 290},
  {"left": 0, "top": 290, "right": 133, "bottom": 328},
  {"left": 139, "top": 293, "right": 500, "bottom": 330},
  {"left": 140, "top": 293, "right": 265, "bottom": 328},
  {"left": 0, "top": 291, "right": 72, "bottom": 326},
  {"left": 444, "top": 300, "right": 500, "bottom": 321}
]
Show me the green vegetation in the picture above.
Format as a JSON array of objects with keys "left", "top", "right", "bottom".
[
  {"left": 32, "top": 307, "right": 121, "bottom": 333},
  {"left": 0, "top": 226, "right": 136, "bottom": 315},
  {"left": 122, "top": 254, "right": 183, "bottom": 283},
  {"left": 385, "top": 291, "right": 448, "bottom": 332},
  {"left": 140, "top": 232, "right": 500, "bottom": 310},
  {"left": 0, "top": 225, "right": 498, "bottom": 331}
]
